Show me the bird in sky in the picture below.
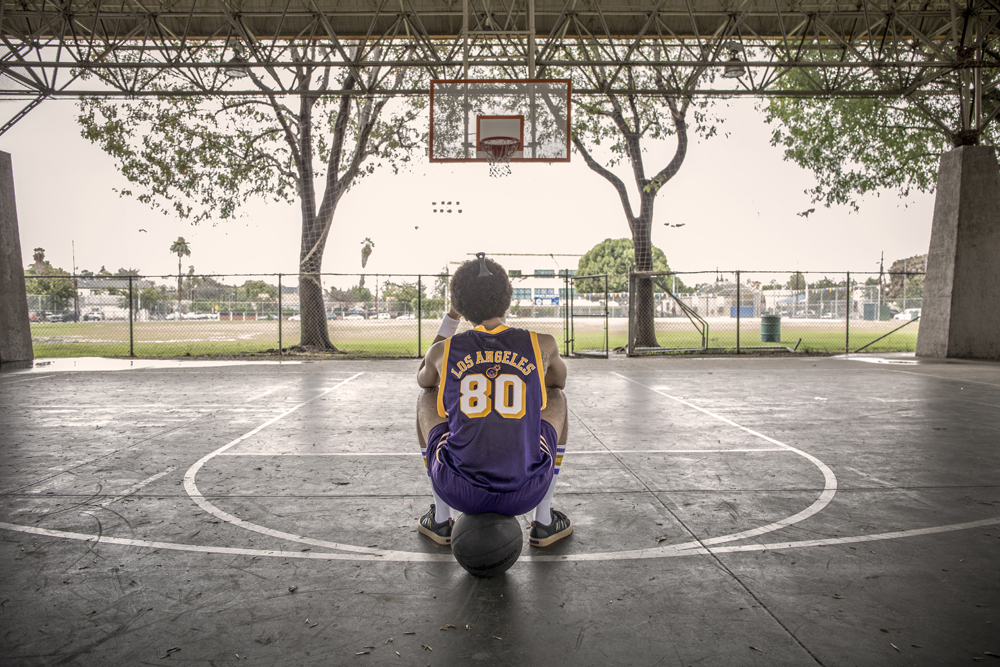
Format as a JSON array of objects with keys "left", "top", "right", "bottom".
[
  {"left": 138, "top": 229, "right": 147, "bottom": 232},
  {"left": 797, "top": 208, "right": 816, "bottom": 218}
]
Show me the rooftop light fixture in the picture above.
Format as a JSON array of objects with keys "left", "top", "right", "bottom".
[
  {"left": 225, "top": 50, "right": 250, "bottom": 79},
  {"left": 721, "top": 41, "right": 746, "bottom": 79}
]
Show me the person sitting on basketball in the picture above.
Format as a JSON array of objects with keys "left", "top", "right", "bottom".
[{"left": 416, "top": 253, "right": 572, "bottom": 548}]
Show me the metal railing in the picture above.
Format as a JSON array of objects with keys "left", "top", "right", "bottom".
[{"left": 624, "top": 270, "right": 925, "bottom": 356}]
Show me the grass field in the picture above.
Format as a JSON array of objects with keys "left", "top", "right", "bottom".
[{"left": 28, "top": 316, "right": 919, "bottom": 358}]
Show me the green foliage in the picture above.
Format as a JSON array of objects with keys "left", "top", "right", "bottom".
[
  {"left": 786, "top": 272, "right": 806, "bottom": 290},
  {"left": 576, "top": 238, "right": 675, "bottom": 292},
  {"left": 77, "top": 48, "right": 425, "bottom": 227},
  {"left": 328, "top": 284, "right": 373, "bottom": 303},
  {"left": 24, "top": 262, "right": 76, "bottom": 309},
  {"left": 382, "top": 280, "right": 421, "bottom": 305},
  {"left": 240, "top": 279, "right": 278, "bottom": 301},
  {"left": 808, "top": 276, "right": 840, "bottom": 289},
  {"left": 170, "top": 237, "right": 191, "bottom": 257},
  {"left": 763, "top": 63, "right": 998, "bottom": 210}
]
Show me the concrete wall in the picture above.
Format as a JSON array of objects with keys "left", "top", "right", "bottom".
[
  {"left": 0, "top": 151, "right": 33, "bottom": 364},
  {"left": 916, "top": 146, "right": 1000, "bottom": 360}
]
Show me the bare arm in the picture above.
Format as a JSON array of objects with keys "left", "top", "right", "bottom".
[
  {"left": 537, "top": 334, "right": 567, "bottom": 389},
  {"left": 417, "top": 341, "right": 445, "bottom": 388},
  {"left": 416, "top": 307, "right": 461, "bottom": 387}
]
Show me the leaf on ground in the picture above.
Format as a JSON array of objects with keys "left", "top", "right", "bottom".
[{"left": 750, "top": 646, "right": 763, "bottom": 652}]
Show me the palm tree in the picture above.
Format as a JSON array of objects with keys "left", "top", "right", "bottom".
[{"left": 169, "top": 237, "right": 191, "bottom": 314}]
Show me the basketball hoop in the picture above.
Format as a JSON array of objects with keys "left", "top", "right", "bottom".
[{"left": 480, "top": 136, "right": 521, "bottom": 178}]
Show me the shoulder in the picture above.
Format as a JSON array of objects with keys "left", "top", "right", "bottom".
[{"left": 533, "top": 332, "right": 559, "bottom": 353}]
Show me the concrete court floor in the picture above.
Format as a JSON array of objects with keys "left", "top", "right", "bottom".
[{"left": 0, "top": 355, "right": 998, "bottom": 667}]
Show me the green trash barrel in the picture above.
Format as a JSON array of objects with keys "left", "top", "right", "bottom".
[{"left": 761, "top": 315, "right": 781, "bottom": 343}]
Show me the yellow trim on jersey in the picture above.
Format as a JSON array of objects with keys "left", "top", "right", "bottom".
[
  {"left": 529, "top": 331, "right": 547, "bottom": 410},
  {"left": 473, "top": 324, "right": 510, "bottom": 334},
  {"left": 437, "top": 337, "right": 452, "bottom": 418}
]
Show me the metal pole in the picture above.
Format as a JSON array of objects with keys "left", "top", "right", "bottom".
[
  {"left": 563, "top": 270, "right": 570, "bottom": 355},
  {"left": 604, "top": 274, "right": 609, "bottom": 358},
  {"left": 417, "top": 275, "right": 422, "bottom": 358},
  {"left": 845, "top": 271, "right": 851, "bottom": 354},
  {"left": 128, "top": 275, "right": 135, "bottom": 357},
  {"left": 736, "top": 270, "right": 741, "bottom": 354},
  {"left": 278, "top": 273, "right": 283, "bottom": 355}
]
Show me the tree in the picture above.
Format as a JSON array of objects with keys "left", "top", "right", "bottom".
[
  {"left": 558, "top": 52, "right": 719, "bottom": 346},
  {"left": 763, "top": 66, "right": 998, "bottom": 211},
  {"left": 240, "top": 280, "right": 278, "bottom": 302},
  {"left": 786, "top": 272, "right": 806, "bottom": 290},
  {"left": 382, "top": 280, "right": 421, "bottom": 304},
  {"left": 169, "top": 237, "right": 191, "bottom": 312},
  {"left": 808, "top": 276, "right": 838, "bottom": 290},
  {"left": 576, "top": 238, "right": 676, "bottom": 293},
  {"left": 79, "top": 44, "right": 422, "bottom": 352},
  {"left": 25, "top": 259, "right": 76, "bottom": 311}
]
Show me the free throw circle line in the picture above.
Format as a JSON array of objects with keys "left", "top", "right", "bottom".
[
  {"left": 2, "top": 517, "right": 996, "bottom": 562},
  {"left": 182, "top": 372, "right": 396, "bottom": 556}
]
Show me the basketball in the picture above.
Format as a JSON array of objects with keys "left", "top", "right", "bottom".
[{"left": 451, "top": 513, "right": 523, "bottom": 578}]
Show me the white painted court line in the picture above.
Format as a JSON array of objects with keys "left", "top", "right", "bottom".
[
  {"left": 610, "top": 372, "right": 839, "bottom": 550},
  {"left": 182, "top": 372, "right": 393, "bottom": 556},
  {"left": 2, "top": 516, "right": 996, "bottom": 563},
  {"left": 882, "top": 369, "right": 1000, "bottom": 388},
  {"left": 5, "top": 369, "right": 992, "bottom": 564},
  {"left": 100, "top": 466, "right": 178, "bottom": 507},
  {"left": 217, "top": 448, "right": 790, "bottom": 457},
  {"left": 0, "top": 374, "right": 57, "bottom": 385}
]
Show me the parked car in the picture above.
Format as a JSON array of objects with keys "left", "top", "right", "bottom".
[
  {"left": 326, "top": 312, "right": 339, "bottom": 320},
  {"left": 344, "top": 314, "right": 364, "bottom": 320},
  {"left": 83, "top": 311, "right": 104, "bottom": 321},
  {"left": 893, "top": 308, "right": 921, "bottom": 321},
  {"left": 288, "top": 315, "right": 301, "bottom": 321},
  {"left": 49, "top": 311, "right": 79, "bottom": 322}
]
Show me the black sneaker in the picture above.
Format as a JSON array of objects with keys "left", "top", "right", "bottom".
[
  {"left": 529, "top": 509, "right": 573, "bottom": 547},
  {"left": 418, "top": 504, "right": 453, "bottom": 545}
]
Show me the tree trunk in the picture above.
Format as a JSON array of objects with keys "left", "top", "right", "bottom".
[
  {"left": 298, "top": 266, "right": 333, "bottom": 350},
  {"left": 631, "top": 193, "right": 659, "bottom": 348}
]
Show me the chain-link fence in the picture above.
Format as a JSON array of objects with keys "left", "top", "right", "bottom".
[
  {"left": 21, "top": 269, "right": 923, "bottom": 358},
  {"left": 22, "top": 272, "right": 597, "bottom": 359},
  {"left": 623, "top": 270, "right": 925, "bottom": 355}
]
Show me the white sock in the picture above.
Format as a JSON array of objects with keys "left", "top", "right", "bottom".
[
  {"left": 432, "top": 488, "right": 454, "bottom": 523},
  {"left": 533, "top": 475, "right": 558, "bottom": 525}
]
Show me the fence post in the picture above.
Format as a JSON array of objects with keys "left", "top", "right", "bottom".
[
  {"left": 563, "top": 270, "right": 570, "bottom": 356},
  {"left": 417, "top": 275, "right": 422, "bottom": 358},
  {"left": 128, "top": 275, "right": 135, "bottom": 357},
  {"left": 736, "top": 270, "right": 741, "bottom": 354},
  {"left": 278, "top": 273, "right": 283, "bottom": 356},
  {"left": 845, "top": 271, "right": 851, "bottom": 354},
  {"left": 604, "top": 274, "right": 609, "bottom": 358},
  {"left": 627, "top": 270, "right": 635, "bottom": 356}
]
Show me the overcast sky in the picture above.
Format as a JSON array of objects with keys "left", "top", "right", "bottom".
[{"left": 1, "top": 97, "right": 936, "bottom": 288}]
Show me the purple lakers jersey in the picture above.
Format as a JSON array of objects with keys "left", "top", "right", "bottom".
[{"left": 435, "top": 324, "right": 550, "bottom": 493}]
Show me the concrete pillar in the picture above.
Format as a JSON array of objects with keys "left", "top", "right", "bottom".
[
  {"left": 916, "top": 146, "right": 1000, "bottom": 360},
  {"left": 0, "top": 151, "right": 33, "bottom": 365},
  {"left": 0, "top": 153, "right": 33, "bottom": 365}
]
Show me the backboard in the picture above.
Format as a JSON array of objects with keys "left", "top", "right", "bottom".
[{"left": 430, "top": 79, "right": 572, "bottom": 163}]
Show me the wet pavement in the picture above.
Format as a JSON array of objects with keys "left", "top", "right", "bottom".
[{"left": 0, "top": 355, "right": 998, "bottom": 666}]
